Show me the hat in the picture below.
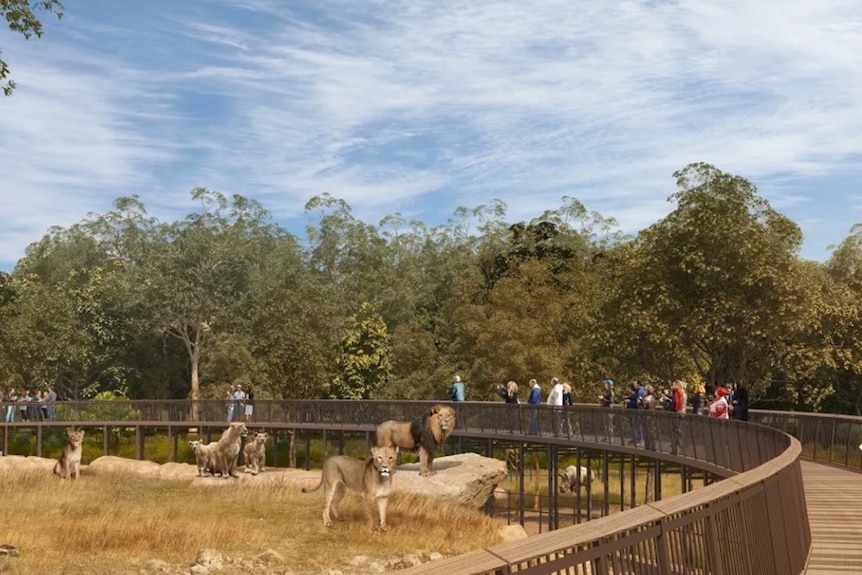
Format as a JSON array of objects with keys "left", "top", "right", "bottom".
[
  {"left": 453, "top": 375, "right": 461, "bottom": 383},
  {"left": 715, "top": 386, "right": 729, "bottom": 398},
  {"left": 603, "top": 379, "right": 614, "bottom": 387}
]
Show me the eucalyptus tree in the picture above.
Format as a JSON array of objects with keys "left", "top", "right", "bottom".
[
  {"left": 603, "top": 163, "right": 812, "bottom": 395},
  {"left": 817, "top": 225, "right": 862, "bottom": 414},
  {"left": 1, "top": 219, "right": 139, "bottom": 398},
  {"left": 2, "top": 0, "right": 63, "bottom": 95}
]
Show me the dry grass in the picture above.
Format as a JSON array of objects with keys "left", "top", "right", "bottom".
[{"left": 0, "top": 468, "right": 502, "bottom": 575}]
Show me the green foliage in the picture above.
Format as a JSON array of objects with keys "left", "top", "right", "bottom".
[
  {"left": 4, "top": 164, "right": 861, "bottom": 412},
  {"left": 329, "top": 302, "right": 393, "bottom": 399},
  {"left": 1, "top": 0, "right": 63, "bottom": 95}
]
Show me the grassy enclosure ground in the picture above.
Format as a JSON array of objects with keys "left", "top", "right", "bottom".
[{"left": 0, "top": 468, "right": 502, "bottom": 575}]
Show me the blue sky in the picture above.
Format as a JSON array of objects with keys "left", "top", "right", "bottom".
[{"left": 1, "top": 0, "right": 861, "bottom": 271}]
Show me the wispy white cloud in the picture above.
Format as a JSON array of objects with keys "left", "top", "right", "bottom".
[{"left": 1, "top": 0, "right": 861, "bottom": 267}]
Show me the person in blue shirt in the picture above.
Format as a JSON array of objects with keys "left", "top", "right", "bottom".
[
  {"left": 527, "top": 379, "right": 541, "bottom": 434},
  {"left": 447, "top": 375, "right": 465, "bottom": 401},
  {"left": 625, "top": 380, "right": 645, "bottom": 444}
]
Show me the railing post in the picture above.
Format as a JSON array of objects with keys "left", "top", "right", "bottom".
[
  {"left": 36, "top": 424, "right": 42, "bottom": 457},
  {"left": 103, "top": 426, "right": 110, "bottom": 457},
  {"left": 705, "top": 514, "right": 726, "bottom": 575},
  {"left": 602, "top": 450, "right": 610, "bottom": 517},
  {"left": 135, "top": 426, "right": 144, "bottom": 460},
  {"left": 656, "top": 519, "right": 672, "bottom": 575},
  {"left": 518, "top": 442, "right": 525, "bottom": 527}
]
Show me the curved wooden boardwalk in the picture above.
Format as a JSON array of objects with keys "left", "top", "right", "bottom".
[{"left": 803, "top": 460, "right": 862, "bottom": 574}]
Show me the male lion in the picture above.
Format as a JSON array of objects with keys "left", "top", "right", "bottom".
[
  {"left": 53, "top": 429, "right": 85, "bottom": 480},
  {"left": 376, "top": 404, "right": 456, "bottom": 476},
  {"left": 302, "top": 446, "right": 398, "bottom": 531},
  {"left": 214, "top": 422, "right": 248, "bottom": 479},
  {"left": 243, "top": 431, "right": 268, "bottom": 475}
]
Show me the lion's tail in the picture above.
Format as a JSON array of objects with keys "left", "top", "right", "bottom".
[{"left": 301, "top": 477, "right": 324, "bottom": 494}]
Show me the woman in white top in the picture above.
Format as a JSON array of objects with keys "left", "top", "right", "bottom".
[{"left": 547, "top": 378, "right": 564, "bottom": 435}]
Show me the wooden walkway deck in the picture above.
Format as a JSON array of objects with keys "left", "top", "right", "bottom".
[{"left": 802, "top": 460, "right": 862, "bottom": 574}]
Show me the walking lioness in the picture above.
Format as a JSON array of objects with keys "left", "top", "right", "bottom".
[
  {"left": 302, "top": 446, "right": 398, "bottom": 531},
  {"left": 53, "top": 429, "right": 85, "bottom": 480}
]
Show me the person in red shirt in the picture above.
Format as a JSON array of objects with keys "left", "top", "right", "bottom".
[{"left": 708, "top": 387, "right": 731, "bottom": 419}]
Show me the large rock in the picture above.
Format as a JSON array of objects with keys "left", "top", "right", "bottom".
[
  {"left": 394, "top": 452, "right": 507, "bottom": 508},
  {"left": 0, "top": 455, "right": 55, "bottom": 473},
  {"left": 87, "top": 456, "right": 161, "bottom": 478}
]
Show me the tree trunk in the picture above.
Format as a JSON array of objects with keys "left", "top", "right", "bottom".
[{"left": 190, "top": 341, "right": 200, "bottom": 421}]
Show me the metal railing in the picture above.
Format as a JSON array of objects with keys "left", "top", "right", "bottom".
[{"left": 0, "top": 400, "right": 813, "bottom": 574}]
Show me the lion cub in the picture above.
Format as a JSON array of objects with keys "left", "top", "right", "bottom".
[
  {"left": 243, "top": 431, "right": 268, "bottom": 475},
  {"left": 188, "top": 439, "right": 213, "bottom": 477},
  {"left": 53, "top": 429, "right": 85, "bottom": 480},
  {"left": 302, "top": 446, "right": 398, "bottom": 531}
]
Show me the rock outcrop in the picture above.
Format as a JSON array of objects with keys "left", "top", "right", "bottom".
[{"left": 394, "top": 452, "right": 508, "bottom": 508}]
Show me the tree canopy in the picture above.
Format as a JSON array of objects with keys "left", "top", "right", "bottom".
[{"left": 1, "top": 163, "right": 859, "bottom": 414}]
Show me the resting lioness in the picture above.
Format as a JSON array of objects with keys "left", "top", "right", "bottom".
[
  {"left": 243, "top": 431, "right": 268, "bottom": 475},
  {"left": 53, "top": 429, "right": 85, "bottom": 480},
  {"left": 302, "top": 446, "right": 398, "bottom": 531}
]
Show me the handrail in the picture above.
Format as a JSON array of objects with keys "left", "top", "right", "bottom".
[{"left": 0, "top": 400, "right": 813, "bottom": 574}]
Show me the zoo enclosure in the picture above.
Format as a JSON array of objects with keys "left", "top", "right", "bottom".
[{"left": 2, "top": 400, "right": 847, "bottom": 574}]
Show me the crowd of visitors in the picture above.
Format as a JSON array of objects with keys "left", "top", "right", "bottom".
[
  {"left": 0, "top": 385, "right": 58, "bottom": 422},
  {"left": 476, "top": 372, "right": 753, "bottom": 443}
]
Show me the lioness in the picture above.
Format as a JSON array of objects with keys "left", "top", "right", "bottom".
[
  {"left": 243, "top": 431, "right": 268, "bottom": 475},
  {"left": 53, "top": 429, "right": 85, "bottom": 480},
  {"left": 376, "top": 404, "right": 456, "bottom": 476},
  {"left": 302, "top": 446, "right": 398, "bottom": 531},
  {"left": 214, "top": 422, "right": 248, "bottom": 479}
]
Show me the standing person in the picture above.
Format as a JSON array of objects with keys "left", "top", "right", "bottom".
[
  {"left": 547, "top": 377, "right": 563, "bottom": 435},
  {"left": 496, "top": 381, "right": 519, "bottom": 404},
  {"left": 599, "top": 379, "right": 615, "bottom": 442},
  {"left": 671, "top": 380, "right": 687, "bottom": 454},
  {"left": 226, "top": 386, "right": 236, "bottom": 422},
  {"left": 625, "top": 380, "right": 645, "bottom": 445},
  {"left": 19, "top": 389, "right": 31, "bottom": 422},
  {"left": 731, "top": 383, "right": 749, "bottom": 422},
  {"left": 527, "top": 379, "right": 541, "bottom": 435},
  {"left": 496, "top": 381, "right": 520, "bottom": 432},
  {"left": 31, "top": 390, "right": 42, "bottom": 421},
  {"left": 708, "top": 387, "right": 731, "bottom": 419},
  {"left": 47, "top": 385, "right": 58, "bottom": 421},
  {"left": 691, "top": 382, "right": 706, "bottom": 415},
  {"left": 244, "top": 386, "right": 255, "bottom": 422},
  {"left": 5, "top": 388, "right": 16, "bottom": 422},
  {"left": 561, "top": 382, "right": 574, "bottom": 435},
  {"left": 234, "top": 385, "right": 246, "bottom": 420},
  {"left": 640, "top": 384, "right": 657, "bottom": 449},
  {"left": 447, "top": 375, "right": 465, "bottom": 402},
  {"left": 561, "top": 382, "right": 574, "bottom": 407}
]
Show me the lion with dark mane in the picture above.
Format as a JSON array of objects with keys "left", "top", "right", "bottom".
[{"left": 375, "top": 404, "right": 456, "bottom": 476}]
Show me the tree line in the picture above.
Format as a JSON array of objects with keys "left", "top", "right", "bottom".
[{"left": 2, "top": 163, "right": 861, "bottom": 414}]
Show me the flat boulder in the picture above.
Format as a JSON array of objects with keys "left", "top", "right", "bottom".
[
  {"left": 87, "top": 456, "right": 161, "bottom": 478},
  {"left": 394, "top": 452, "right": 507, "bottom": 508},
  {"left": 0, "top": 455, "right": 56, "bottom": 473}
]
